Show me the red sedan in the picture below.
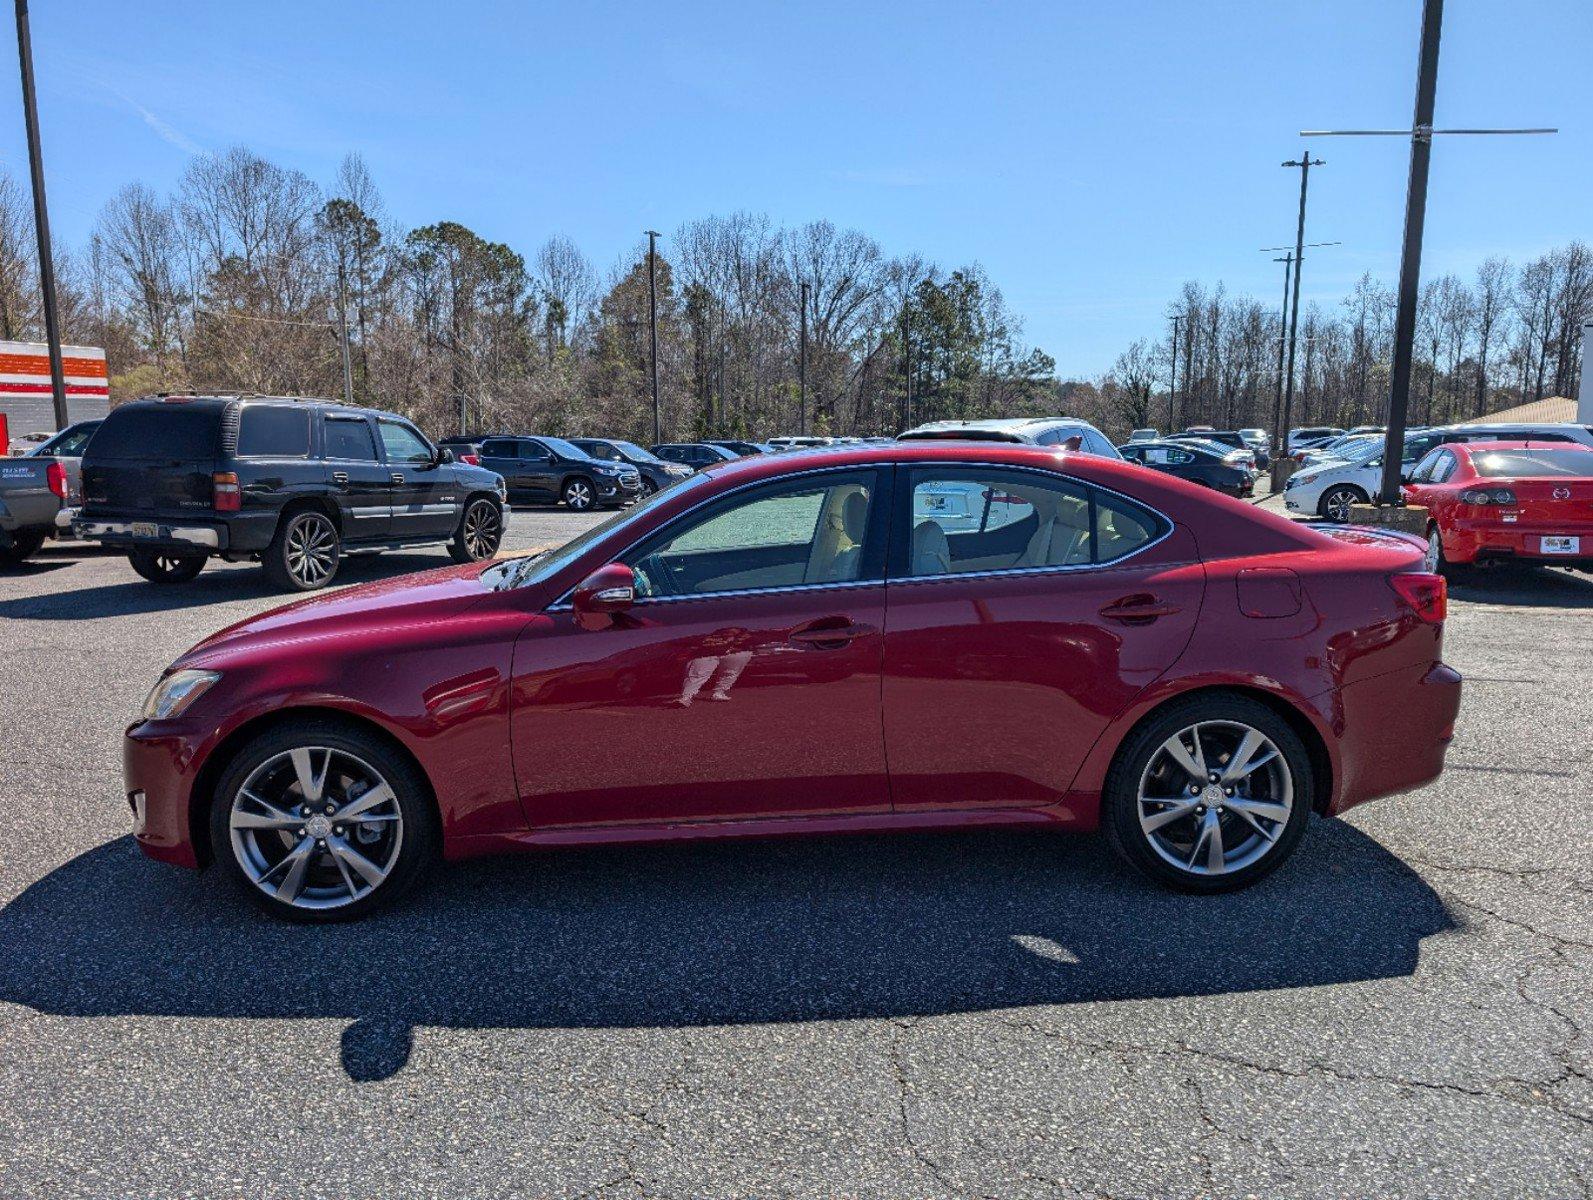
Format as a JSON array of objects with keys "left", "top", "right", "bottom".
[
  {"left": 1402, "top": 440, "right": 1593, "bottom": 573},
  {"left": 125, "top": 441, "right": 1462, "bottom": 920}
]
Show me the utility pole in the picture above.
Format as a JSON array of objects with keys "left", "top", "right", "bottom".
[
  {"left": 798, "top": 280, "right": 808, "bottom": 435},
  {"left": 645, "top": 230, "right": 661, "bottom": 445},
  {"left": 1277, "top": 152, "right": 1324, "bottom": 484},
  {"left": 14, "top": 0, "right": 66, "bottom": 429},
  {"left": 1167, "top": 314, "right": 1182, "bottom": 430},
  {"left": 900, "top": 303, "right": 912, "bottom": 430},
  {"left": 1302, "top": 0, "right": 1554, "bottom": 504},
  {"left": 335, "top": 258, "right": 354, "bottom": 406},
  {"left": 1260, "top": 240, "right": 1338, "bottom": 468}
]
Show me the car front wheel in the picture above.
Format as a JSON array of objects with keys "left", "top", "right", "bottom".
[
  {"left": 448, "top": 497, "right": 503, "bottom": 563},
  {"left": 562, "top": 477, "right": 595, "bottom": 511},
  {"left": 1104, "top": 695, "right": 1312, "bottom": 893},
  {"left": 210, "top": 720, "right": 438, "bottom": 922},
  {"left": 128, "top": 549, "right": 206, "bottom": 583},
  {"left": 1318, "top": 485, "right": 1364, "bottom": 523}
]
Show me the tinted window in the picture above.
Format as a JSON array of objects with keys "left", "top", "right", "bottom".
[
  {"left": 1095, "top": 491, "right": 1164, "bottom": 563},
  {"left": 89, "top": 406, "right": 218, "bottom": 461},
  {"left": 539, "top": 437, "right": 589, "bottom": 460},
  {"left": 480, "top": 439, "right": 516, "bottom": 458},
  {"left": 377, "top": 420, "right": 433, "bottom": 465},
  {"left": 575, "top": 440, "right": 621, "bottom": 461},
  {"left": 238, "top": 406, "right": 311, "bottom": 457},
  {"left": 628, "top": 472, "right": 876, "bottom": 596},
  {"left": 1472, "top": 449, "right": 1593, "bottom": 478},
  {"left": 324, "top": 417, "right": 378, "bottom": 462}
]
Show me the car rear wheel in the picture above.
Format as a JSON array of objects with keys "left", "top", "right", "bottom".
[
  {"left": 0, "top": 529, "right": 47, "bottom": 565},
  {"left": 448, "top": 497, "right": 503, "bottom": 563},
  {"left": 128, "top": 549, "right": 206, "bottom": 583},
  {"left": 265, "top": 510, "right": 340, "bottom": 591},
  {"left": 1318, "top": 485, "right": 1364, "bottom": 523},
  {"left": 1423, "top": 523, "right": 1467, "bottom": 579},
  {"left": 562, "top": 477, "right": 595, "bottom": 511},
  {"left": 1104, "top": 695, "right": 1312, "bottom": 893},
  {"left": 209, "top": 720, "right": 438, "bottom": 922}
]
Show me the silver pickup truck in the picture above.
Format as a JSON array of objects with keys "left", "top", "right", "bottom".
[{"left": 0, "top": 456, "right": 67, "bottom": 564}]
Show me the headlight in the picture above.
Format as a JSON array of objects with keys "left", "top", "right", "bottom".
[
  {"left": 1295, "top": 473, "right": 1319, "bottom": 486},
  {"left": 140, "top": 669, "right": 221, "bottom": 721}
]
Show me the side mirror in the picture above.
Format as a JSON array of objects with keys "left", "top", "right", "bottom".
[
  {"left": 435, "top": 446, "right": 454, "bottom": 465},
  {"left": 572, "top": 563, "right": 636, "bottom": 615}
]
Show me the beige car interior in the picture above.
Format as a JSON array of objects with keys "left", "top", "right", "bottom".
[{"left": 910, "top": 480, "right": 1094, "bottom": 576}]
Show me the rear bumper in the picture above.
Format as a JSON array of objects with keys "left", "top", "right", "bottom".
[
  {"left": 1443, "top": 521, "right": 1593, "bottom": 565},
  {"left": 75, "top": 516, "right": 224, "bottom": 552},
  {"left": 1328, "top": 661, "right": 1463, "bottom": 816}
]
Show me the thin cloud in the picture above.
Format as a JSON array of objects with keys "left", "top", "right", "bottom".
[{"left": 126, "top": 97, "right": 202, "bottom": 154}]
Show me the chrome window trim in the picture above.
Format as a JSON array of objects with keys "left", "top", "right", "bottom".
[{"left": 540, "top": 457, "right": 1176, "bottom": 612}]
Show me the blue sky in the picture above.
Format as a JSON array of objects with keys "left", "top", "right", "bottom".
[{"left": 3, "top": 0, "right": 1587, "bottom": 376}]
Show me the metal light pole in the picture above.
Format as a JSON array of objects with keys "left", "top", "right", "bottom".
[
  {"left": 1302, "top": 0, "right": 1554, "bottom": 504},
  {"left": 1167, "top": 313, "right": 1182, "bottom": 430},
  {"left": 13, "top": 0, "right": 66, "bottom": 429},
  {"left": 1276, "top": 153, "right": 1324, "bottom": 482},
  {"left": 798, "top": 280, "right": 808, "bottom": 435},
  {"left": 645, "top": 230, "right": 661, "bottom": 445},
  {"left": 1260, "top": 240, "right": 1338, "bottom": 469}
]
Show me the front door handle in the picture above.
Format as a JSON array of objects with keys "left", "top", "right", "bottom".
[
  {"left": 788, "top": 618, "right": 875, "bottom": 649},
  {"left": 391, "top": 472, "right": 405, "bottom": 484},
  {"left": 1099, "top": 595, "right": 1181, "bottom": 624}
]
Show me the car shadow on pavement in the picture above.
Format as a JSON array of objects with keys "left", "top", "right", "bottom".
[
  {"left": 0, "top": 551, "right": 456, "bottom": 619},
  {"left": 0, "top": 819, "right": 1452, "bottom": 1081},
  {"left": 1447, "top": 564, "right": 1593, "bottom": 609}
]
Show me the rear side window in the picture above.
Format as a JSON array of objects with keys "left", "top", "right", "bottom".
[
  {"left": 1095, "top": 490, "right": 1166, "bottom": 563},
  {"left": 88, "top": 406, "right": 218, "bottom": 461},
  {"left": 238, "top": 406, "right": 311, "bottom": 457},
  {"left": 324, "top": 417, "right": 378, "bottom": 462}
]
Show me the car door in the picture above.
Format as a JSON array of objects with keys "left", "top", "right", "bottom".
[
  {"left": 882, "top": 463, "right": 1205, "bottom": 813},
  {"left": 376, "top": 417, "right": 457, "bottom": 538},
  {"left": 509, "top": 466, "right": 891, "bottom": 828},
  {"left": 517, "top": 439, "right": 562, "bottom": 500},
  {"left": 321, "top": 412, "right": 391, "bottom": 540},
  {"left": 478, "top": 439, "right": 524, "bottom": 498}
]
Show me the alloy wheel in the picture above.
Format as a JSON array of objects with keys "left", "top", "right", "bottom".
[
  {"left": 228, "top": 746, "right": 404, "bottom": 911},
  {"left": 564, "top": 480, "right": 593, "bottom": 510},
  {"left": 1423, "top": 528, "right": 1443, "bottom": 573},
  {"left": 285, "top": 514, "right": 337, "bottom": 586},
  {"left": 462, "top": 500, "right": 502, "bottom": 559},
  {"left": 1136, "top": 720, "right": 1294, "bottom": 877},
  {"left": 1321, "top": 487, "right": 1358, "bottom": 523}
]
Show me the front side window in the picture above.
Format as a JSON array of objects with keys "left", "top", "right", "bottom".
[
  {"left": 238, "top": 406, "right": 311, "bottom": 457},
  {"left": 378, "top": 420, "right": 433, "bottom": 466},
  {"left": 626, "top": 471, "right": 877, "bottom": 598},
  {"left": 324, "top": 416, "right": 378, "bottom": 462}
]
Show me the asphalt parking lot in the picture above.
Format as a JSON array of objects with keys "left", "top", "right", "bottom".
[{"left": 0, "top": 505, "right": 1589, "bottom": 1199}]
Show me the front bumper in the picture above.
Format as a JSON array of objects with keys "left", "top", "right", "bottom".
[{"left": 124, "top": 721, "right": 203, "bottom": 868}]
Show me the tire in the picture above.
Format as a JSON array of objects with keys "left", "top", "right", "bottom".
[
  {"left": 264, "top": 509, "right": 341, "bottom": 591},
  {"left": 562, "top": 476, "right": 596, "bottom": 511},
  {"left": 640, "top": 478, "right": 658, "bottom": 497},
  {"left": 1104, "top": 694, "right": 1313, "bottom": 894},
  {"left": 1423, "top": 523, "right": 1468, "bottom": 580},
  {"left": 1317, "top": 485, "right": 1365, "bottom": 523},
  {"left": 128, "top": 549, "right": 207, "bottom": 583},
  {"left": 208, "top": 718, "right": 439, "bottom": 923},
  {"left": 447, "top": 496, "right": 503, "bottom": 563},
  {"left": 0, "top": 528, "right": 46, "bottom": 565}
]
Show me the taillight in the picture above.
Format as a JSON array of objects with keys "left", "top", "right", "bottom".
[
  {"left": 45, "top": 460, "right": 67, "bottom": 501},
  {"left": 1459, "top": 487, "right": 1516, "bottom": 506},
  {"left": 1389, "top": 572, "right": 1447, "bottom": 625},
  {"left": 461, "top": 453, "right": 480, "bottom": 466},
  {"left": 212, "top": 471, "right": 241, "bottom": 512}
]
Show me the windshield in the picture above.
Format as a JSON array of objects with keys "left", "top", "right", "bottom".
[
  {"left": 540, "top": 437, "right": 594, "bottom": 461},
  {"left": 1473, "top": 449, "right": 1593, "bottom": 478},
  {"left": 610, "top": 440, "right": 662, "bottom": 463},
  {"left": 479, "top": 472, "right": 712, "bottom": 591}
]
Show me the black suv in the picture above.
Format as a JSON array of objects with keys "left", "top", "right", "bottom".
[
  {"left": 566, "top": 437, "right": 693, "bottom": 495},
  {"left": 476, "top": 436, "right": 641, "bottom": 510},
  {"left": 76, "top": 396, "right": 507, "bottom": 591}
]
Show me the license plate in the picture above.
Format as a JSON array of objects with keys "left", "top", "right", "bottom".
[
  {"left": 1540, "top": 536, "right": 1579, "bottom": 555},
  {"left": 132, "top": 521, "right": 158, "bottom": 538}
]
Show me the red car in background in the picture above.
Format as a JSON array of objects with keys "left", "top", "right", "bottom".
[
  {"left": 123, "top": 441, "right": 1462, "bottom": 921},
  {"left": 1402, "top": 440, "right": 1593, "bottom": 574}
]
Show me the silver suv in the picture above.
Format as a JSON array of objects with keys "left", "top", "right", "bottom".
[{"left": 898, "top": 417, "right": 1122, "bottom": 459}]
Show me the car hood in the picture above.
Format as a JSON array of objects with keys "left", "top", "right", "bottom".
[{"left": 179, "top": 562, "right": 498, "bottom": 668}]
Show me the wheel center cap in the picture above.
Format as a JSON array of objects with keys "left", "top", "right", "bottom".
[
  {"left": 305, "top": 815, "right": 333, "bottom": 839},
  {"left": 1201, "top": 784, "right": 1225, "bottom": 808}
]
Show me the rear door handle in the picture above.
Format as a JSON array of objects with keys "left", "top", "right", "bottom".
[
  {"left": 788, "top": 618, "right": 875, "bottom": 648},
  {"left": 1099, "top": 595, "right": 1181, "bottom": 624}
]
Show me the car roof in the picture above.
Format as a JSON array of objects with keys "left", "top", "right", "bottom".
[
  {"left": 118, "top": 394, "right": 372, "bottom": 420},
  {"left": 904, "top": 416, "right": 1090, "bottom": 433},
  {"left": 1448, "top": 439, "right": 1593, "bottom": 454}
]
